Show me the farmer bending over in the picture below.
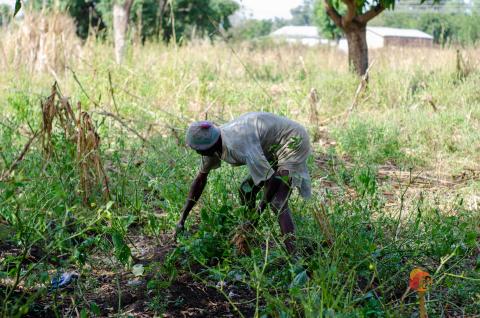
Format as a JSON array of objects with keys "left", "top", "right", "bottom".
[{"left": 176, "top": 112, "right": 311, "bottom": 253}]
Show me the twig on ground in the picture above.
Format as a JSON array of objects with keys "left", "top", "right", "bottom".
[
  {"left": 0, "top": 131, "right": 39, "bottom": 181},
  {"left": 108, "top": 71, "right": 120, "bottom": 115},
  {"left": 347, "top": 60, "right": 376, "bottom": 118},
  {"left": 313, "top": 61, "right": 376, "bottom": 128},
  {"left": 93, "top": 110, "right": 152, "bottom": 148},
  {"left": 394, "top": 168, "right": 423, "bottom": 241},
  {"left": 299, "top": 56, "right": 308, "bottom": 79},
  {"left": 68, "top": 67, "right": 100, "bottom": 108},
  {"left": 308, "top": 88, "right": 321, "bottom": 142}
]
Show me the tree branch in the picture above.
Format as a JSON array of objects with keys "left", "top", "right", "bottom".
[
  {"left": 341, "top": 0, "right": 357, "bottom": 25},
  {"left": 358, "top": 4, "right": 385, "bottom": 23},
  {"left": 323, "top": 0, "right": 343, "bottom": 28},
  {"left": 124, "top": 0, "right": 134, "bottom": 11},
  {"left": 0, "top": 131, "right": 39, "bottom": 181}
]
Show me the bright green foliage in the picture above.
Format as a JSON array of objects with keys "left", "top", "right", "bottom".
[
  {"left": 313, "top": 0, "right": 343, "bottom": 39},
  {"left": 312, "top": 0, "right": 395, "bottom": 39},
  {"left": 14, "top": 0, "right": 21, "bottom": 16},
  {"left": 324, "top": 0, "right": 396, "bottom": 18}
]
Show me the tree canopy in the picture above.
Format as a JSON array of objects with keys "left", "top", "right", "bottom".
[
  {"left": 21, "top": 0, "right": 239, "bottom": 42},
  {"left": 0, "top": 4, "right": 12, "bottom": 26},
  {"left": 313, "top": 0, "right": 480, "bottom": 45}
]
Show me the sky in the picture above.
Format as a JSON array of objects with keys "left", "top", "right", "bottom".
[
  {"left": 238, "top": 0, "right": 303, "bottom": 20},
  {"left": 0, "top": 0, "right": 304, "bottom": 20}
]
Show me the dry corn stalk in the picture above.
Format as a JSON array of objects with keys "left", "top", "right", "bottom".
[
  {"left": 1, "top": 10, "right": 81, "bottom": 74},
  {"left": 76, "top": 104, "right": 110, "bottom": 204},
  {"left": 40, "top": 83, "right": 110, "bottom": 204},
  {"left": 58, "top": 97, "right": 77, "bottom": 140},
  {"left": 41, "top": 84, "right": 77, "bottom": 154},
  {"left": 41, "top": 84, "right": 58, "bottom": 156}
]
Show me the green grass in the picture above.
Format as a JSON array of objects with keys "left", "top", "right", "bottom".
[
  {"left": 0, "top": 41, "right": 479, "bottom": 317},
  {"left": 332, "top": 119, "right": 406, "bottom": 165}
]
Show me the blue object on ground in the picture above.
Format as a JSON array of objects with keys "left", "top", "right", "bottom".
[{"left": 50, "top": 272, "right": 78, "bottom": 290}]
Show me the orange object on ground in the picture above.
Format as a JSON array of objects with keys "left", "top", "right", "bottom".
[
  {"left": 409, "top": 268, "right": 431, "bottom": 292},
  {"left": 409, "top": 268, "right": 432, "bottom": 318}
]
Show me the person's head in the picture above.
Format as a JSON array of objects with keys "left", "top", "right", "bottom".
[{"left": 185, "top": 121, "right": 221, "bottom": 156}]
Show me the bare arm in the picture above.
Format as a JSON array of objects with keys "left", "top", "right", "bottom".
[{"left": 176, "top": 171, "right": 209, "bottom": 233}]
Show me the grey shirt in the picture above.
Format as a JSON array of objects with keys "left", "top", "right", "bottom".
[{"left": 200, "top": 112, "right": 311, "bottom": 198}]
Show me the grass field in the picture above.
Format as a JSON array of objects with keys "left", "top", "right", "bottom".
[{"left": 0, "top": 31, "right": 479, "bottom": 317}]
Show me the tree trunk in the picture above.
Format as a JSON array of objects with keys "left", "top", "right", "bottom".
[
  {"left": 345, "top": 24, "right": 368, "bottom": 76},
  {"left": 113, "top": 0, "right": 133, "bottom": 64},
  {"left": 156, "top": 0, "right": 167, "bottom": 41}
]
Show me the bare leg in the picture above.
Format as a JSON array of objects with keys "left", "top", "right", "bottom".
[
  {"left": 239, "top": 176, "right": 264, "bottom": 210},
  {"left": 259, "top": 171, "right": 295, "bottom": 253},
  {"left": 257, "top": 171, "right": 284, "bottom": 213}
]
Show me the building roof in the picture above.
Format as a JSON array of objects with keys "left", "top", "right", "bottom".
[
  {"left": 270, "top": 26, "right": 320, "bottom": 39},
  {"left": 367, "top": 26, "right": 433, "bottom": 39}
]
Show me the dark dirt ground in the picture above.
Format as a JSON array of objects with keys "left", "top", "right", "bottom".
[{"left": 9, "top": 233, "right": 257, "bottom": 317}]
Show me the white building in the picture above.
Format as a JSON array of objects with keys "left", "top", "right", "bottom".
[
  {"left": 338, "top": 26, "right": 434, "bottom": 52},
  {"left": 269, "top": 26, "right": 329, "bottom": 46}
]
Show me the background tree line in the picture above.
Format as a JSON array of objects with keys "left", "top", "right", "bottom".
[
  {"left": 3, "top": 0, "right": 479, "bottom": 48},
  {"left": 1, "top": 0, "right": 478, "bottom": 73},
  {"left": 1, "top": 0, "right": 238, "bottom": 43},
  {"left": 232, "top": 0, "right": 480, "bottom": 47}
]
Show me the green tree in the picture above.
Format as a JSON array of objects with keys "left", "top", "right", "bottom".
[
  {"left": 290, "top": 0, "right": 314, "bottom": 25},
  {"left": 161, "top": 0, "right": 239, "bottom": 43},
  {"left": 271, "top": 16, "right": 289, "bottom": 30},
  {"left": 474, "top": 0, "right": 480, "bottom": 14},
  {"left": 316, "top": 0, "right": 395, "bottom": 75},
  {"left": 63, "top": 0, "right": 105, "bottom": 39},
  {"left": 96, "top": 0, "right": 239, "bottom": 44},
  {"left": 0, "top": 4, "right": 12, "bottom": 26},
  {"left": 24, "top": 0, "right": 238, "bottom": 42},
  {"left": 419, "top": 13, "right": 455, "bottom": 46},
  {"left": 130, "top": 0, "right": 168, "bottom": 41},
  {"left": 228, "top": 19, "right": 273, "bottom": 41},
  {"left": 370, "top": 12, "right": 419, "bottom": 29},
  {"left": 313, "top": 1, "right": 342, "bottom": 40},
  {"left": 315, "top": 0, "right": 445, "bottom": 76},
  {"left": 26, "top": 0, "right": 105, "bottom": 39}
]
